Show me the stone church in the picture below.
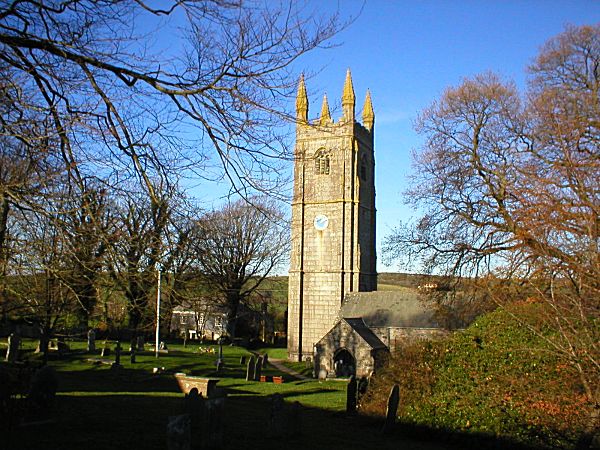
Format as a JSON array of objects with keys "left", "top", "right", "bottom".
[{"left": 287, "top": 71, "right": 446, "bottom": 378}]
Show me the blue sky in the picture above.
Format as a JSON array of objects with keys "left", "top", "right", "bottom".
[{"left": 289, "top": 0, "right": 600, "bottom": 272}]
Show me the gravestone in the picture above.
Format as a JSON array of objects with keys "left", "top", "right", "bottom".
[
  {"left": 5, "top": 333, "right": 20, "bottom": 362},
  {"left": 204, "top": 396, "right": 225, "bottom": 448},
  {"left": 246, "top": 356, "right": 255, "bottom": 381},
  {"left": 254, "top": 356, "right": 263, "bottom": 381},
  {"left": 240, "top": 355, "right": 246, "bottom": 365},
  {"left": 381, "top": 384, "right": 400, "bottom": 435},
  {"left": 129, "top": 337, "right": 136, "bottom": 352},
  {"left": 160, "top": 341, "right": 168, "bottom": 351},
  {"left": 216, "top": 359, "right": 223, "bottom": 373},
  {"left": 113, "top": 341, "right": 122, "bottom": 367},
  {"left": 262, "top": 353, "right": 269, "bottom": 367},
  {"left": 289, "top": 401, "right": 302, "bottom": 437},
  {"left": 29, "top": 365, "right": 58, "bottom": 410},
  {"left": 101, "top": 346, "right": 110, "bottom": 357},
  {"left": 346, "top": 376, "right": 357, "bottom": 414},
  {"left": 136, "top": 335, "right": 145, "bottom": 352},
  {"left": 87, "top": 329, "right": 96, "bottom": 353},
  {"left": 166, "top": 414, "right": 191, "bottom": 450},
  {"left": 269, "top": 393, "right": 285, "bottom": 438},
  {"left": 130, "top": 346, "right": 136, "bottom": 364}
]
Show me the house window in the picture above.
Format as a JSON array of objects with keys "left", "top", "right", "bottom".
[{"left": 315, "top": 149, "right": 330, "bottom": 175}]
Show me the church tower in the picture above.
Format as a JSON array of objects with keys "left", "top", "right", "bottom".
[{"left": 288, "top": 70, "right": 377, "bottom": 361}]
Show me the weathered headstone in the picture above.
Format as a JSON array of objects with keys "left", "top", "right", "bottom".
[
  {"left": 160, "top": 341, "right": 168, "bottom": 351},
  {"left": 216, "top": 359, "right": 223, "bottom": 373},
  {"left": 87, "top": 329, "right": 96, "bottom": 353},
  {"left": 204, "top": 397, "right": 225, "bottom": 448},
  {"left": 254, "top": 356, "right": 263, "bottom": 381},
  {"left": 240, "top": 355, "right": 246, "bottom": 365},
  {"left": 381, "top": 384, "right": 400, "bottom": 435},
  {"left": 136, "top": 335, "right": 145, "bottom": 352},
  {"left": 166, "top": 414, "right": 191, "bottom": 450},
  {"left": 269, "top": 393, "right": 285, "bottom": 438},
  {"left": 29, "top": 365, "right": 58, "bottom": 410},
  {"left": 288, "top": 401, "right": 302, "bottom": 437},
  {"left": 246, "top": 356, "right": 255, "bottom": 381},
  {"left": 5, "top": 333, "right": 20, "bottom": 362},
  {"left": 346, "top": 375, "right": 357, "bottom": 414},
  {"left": 113, "top": 341, "right": 122, "bottom": 367}
]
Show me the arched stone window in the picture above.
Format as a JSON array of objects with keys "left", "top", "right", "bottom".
[{"left": 315, "top": 149, "right": 330, "bottom": 175}]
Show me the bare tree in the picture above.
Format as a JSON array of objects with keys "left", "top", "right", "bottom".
[
  {"left": 0, "top": 1, "right": 345, "bottom": 199},
  {"left": 191, "top": 197, "right": 288, "bottom": 338},
  {"left": 384, "top": 24, "right": 599, "bottom": 447}
]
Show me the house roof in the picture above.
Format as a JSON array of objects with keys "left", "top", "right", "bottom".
[
  {"left": 342, "top": 318, "right": 388, "bottom": 350},
  {"left": 341, "top": 291, "right": 441, "bottom": 328}
]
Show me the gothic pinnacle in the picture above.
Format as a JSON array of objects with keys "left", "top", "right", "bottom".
[
  {"left": 319, "top": 94, "right": 332, "bottom": 125},
  {"left": 296, "top": 73, "right": 308, "bottom": 122},
  {"left": 362, "top": 89, "right": 374, "bottom": 131},
  {"left": 342, "top": 68, "right": 355, "bottom": 122}
]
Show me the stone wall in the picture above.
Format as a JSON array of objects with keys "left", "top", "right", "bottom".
[{"left": 371, "top": 327, "right": 449, "bottom": 353}]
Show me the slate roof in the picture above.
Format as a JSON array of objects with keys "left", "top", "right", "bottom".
[
  {"left": 342, "top": 318, "right": 388, "bottom": 350},
  {"left": 341, "top": 291, "right": 441, "bottom": 329}
]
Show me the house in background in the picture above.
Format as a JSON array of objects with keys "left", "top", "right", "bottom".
[{"left": 170, "top": 299, "right": 228, "bottom": 341}]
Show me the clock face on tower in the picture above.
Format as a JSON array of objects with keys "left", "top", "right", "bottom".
[{"left": 313, "top": 214, "right": 329, "bottom": 231}]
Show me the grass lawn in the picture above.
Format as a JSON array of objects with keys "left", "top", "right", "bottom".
[{"left": 1, "top": 338, "right": 450, "bottom": 450}]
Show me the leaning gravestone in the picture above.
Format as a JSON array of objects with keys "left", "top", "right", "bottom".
[
  {"left": 381, "top": 384, "right": 400, "bottom": 435},
  {"left": 87, "top": 329, "right": 96, "bottom": 353},
  {"left": 166, "top": 414, "right": 191, "bottom": 450},
  {"left": 5, "top": 333, "right": 21, "bottom": 362},
  {"left": 254, "top": 356, "right": 263, "bottom": 381},
  {"left": 346, "top": 376, "right": 358, "bottom": 414},
  {"left": 246, "top": 356, "right": 255, "bottom": 381}
]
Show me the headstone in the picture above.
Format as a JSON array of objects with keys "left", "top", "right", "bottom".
[
  {"left": 136, "top": 335, "right": 145, "bottom": 352},
  {"left": 159, "top": 341, "right": 168, "bottom": 351},
  {"left": 113, "top": 341, "right": 122, "bottom": 366},
  {"left": 5, "top": 333, "right": 20, "bottom": 362},
  {"left": 381, "top": 384, "right": 400, "bottom": 435},
  {"left": 246, "top": 356, "right": 255, "bottom": 381},
  {"left": 205, "top": 397, "right": 225, "bottom": 448},
  {"left": 269, "top": 393, "right": 285, "bottom": 438},
  {"left": 318, "top": 369, "right": 328, "bottom": 380},
  {"left": 166, "top": 414, "right": 191, "bottom": 450},
  {"left": 289, "top": 401, "right": 302, "bottom": 437},
  {"left": 254, "top": 356, "right": 263, "bottom": 381},
  {"left": 240, "top": 355, "right": 246, "bottom": 365},
  {"left": 101, "top": 346, "right": 110, "bottom": 357},
  {"left": 57, "top": 339, "right": 70, "bottom": 354},
  {"left": 346, "top": 375, "right": 357, "bottom": 414},
  {"left": 29, "top": 365, "right": 58, "bottom": 410},
  {"left": 87, "top": 329, "right": 96, "bottom": 353},
  {"left": 216, "top": 359, "right": 223, "bottom": 373},
  {"left": 129, "top": 337, "right": 136, "bottom": 352},
  {"left": 262, "top": 353, "right": 268, "bottom": 367},
  {"left": 130, "top": 346, "right": 136, "bottom": 364}
]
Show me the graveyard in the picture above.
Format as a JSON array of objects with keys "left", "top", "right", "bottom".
[{"left": 0, "top": 337, "right": 448, "bottom": 450}]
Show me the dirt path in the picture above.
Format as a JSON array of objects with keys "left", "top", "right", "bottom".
[{"left": 268, "top": 358, "right": 310, "bottom": 380}]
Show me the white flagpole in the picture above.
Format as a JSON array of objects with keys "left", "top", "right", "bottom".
[{"left": 155, "top": 268, "right": 161, "bottom": 358}]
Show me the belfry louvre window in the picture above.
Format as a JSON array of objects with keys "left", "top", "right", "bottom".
[{"left": 315, "top": 150, "right": 330, "bottom": 175}]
